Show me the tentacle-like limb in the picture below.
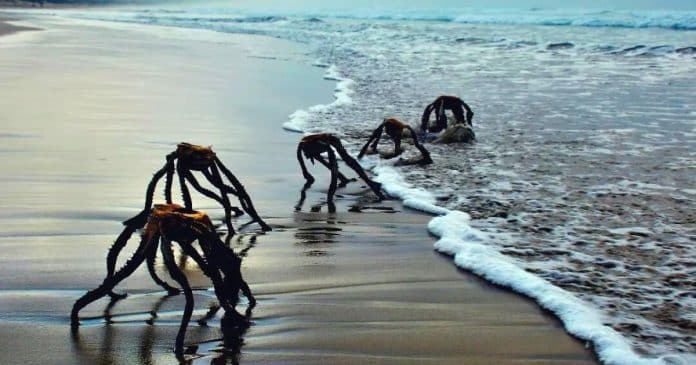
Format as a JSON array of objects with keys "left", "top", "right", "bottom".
[
  {"left": 461, "top": 100, "right": 474, "bottom": 126},
  {"left": 213, "top": 157, "right": 271, "bottom": 232},
  {"left": 420, "top": 102, "right": 435, "bottom": 132},
  {"left": 452, "top": 102, "right": 466, "bottom": 125},
  {"left": 184, "top": 171, "right": 238, "bottom": 235},
  {"left": 313, "top": 154, "right": 353, "bottom": 185},
  {"left": 326, "top": 147, "right": 339, "bottom": 212},
  {"left": 160, "top": 238, "right": 194, "bottom": 355},
  {"left": 145, "top": 234, "right": 180, "bottom": 296},
  {"left": 405, "top": 126, "right": 433, "bottom": 164},
  {"left": 196, "top": 304, "right": 221, "bottom": 327},
  {"left": 104, "top": 223, "right": 139, "bottom": 299},
  {"left": 297, "top": 142, "right": 315, "bottom": 185},
  {"left": 176, "top": 163, "right": 193, "bottom": 210},
  {"left": 295, "top": 181, "right": 311, "bottom": 211},
  {"left": 434, "top": 99, "right": 448, "bottom": 133},
  {"left": 71, "top": 235, "right": 152, "bottom": 325},
  {"left": 328, "top": 136, "right": 386, "bottom": 200},
  {"left": 206, "top": 166, "right": 238, "bottom": 236},
  {"left": 358, "top": 125, "right": 384, "bottom": 159},
  {"left": 123, "top": 162, "right": 169, "bottom": 227},
  {"left": 177, "top": 238, "right": 235, "bottom": 314},
  {"left": 164, "top": 157, "right": 175, "bottom": 204}
]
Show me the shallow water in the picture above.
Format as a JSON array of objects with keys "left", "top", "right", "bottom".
[{"left": 7, "top": 5, "right": 696, "bottom": 363}]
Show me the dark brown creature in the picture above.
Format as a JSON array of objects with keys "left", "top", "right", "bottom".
[
  {"left": 357, "top": 118, "right": 433, "bottom": 164},
  {"left": 421, "top": 95, "right": 474, "bottom": 133},
  {"left": 296, "top": 133, "right": 385, "bottom": 211},
  {"left": 104, "top": 143, "right": 269, "bottom": 299},
  {"left": 71, "top": 204, "right": 255, "bottom": 356}
]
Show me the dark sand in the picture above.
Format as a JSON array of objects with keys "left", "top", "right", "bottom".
[
  {"left": 0, "top": 15, "right": 39, "bottom": 36},
  {"left": 0, "top": 16, "right": 598, "bottom": 364}
]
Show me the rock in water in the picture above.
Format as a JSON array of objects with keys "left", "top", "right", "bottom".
[{"left": 433, "top": 124, "right": 475, "bottom": 144}]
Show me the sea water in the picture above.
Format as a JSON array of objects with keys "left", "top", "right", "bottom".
[{"left": 25, "top": 2, "right": 696, "bottom": 363}]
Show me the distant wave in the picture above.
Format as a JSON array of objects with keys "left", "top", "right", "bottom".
[{"left": 325, "top": 9, "right": 696, "bottom": 31}]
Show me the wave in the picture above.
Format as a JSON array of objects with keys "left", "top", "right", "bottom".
[
  {"left": 291, "top": 8, "right": 696, "bottom": 31},
  {"left": 362, "top": 160, "right": 694, "bottom": 365},
  {"left": 282, "top": 64, "right": 355, "bottom": 133}
]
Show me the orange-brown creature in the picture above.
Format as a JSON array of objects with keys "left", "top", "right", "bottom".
[
  {"left": 71, "top": 204, "right": 255, "bottom": 356},
  {"left": 357, "top": 118, "right": 433, "bottom": 164},
  {"left": 421, "top": 95, "right": 474, "bottom": 133},
  {"left": 296, "top": 133, "right": 385, "bottom": 211},
  {"left": 105, "top": 143, "right": 269, "bottom": 299}
]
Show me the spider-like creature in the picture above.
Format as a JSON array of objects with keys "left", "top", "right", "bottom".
[
  {"left": 296, "top": 133, "right": 385, "bottom": 211},
  {"left": 128, "top": 142, "right": 270, "bottom": 234},
  {"left": 71, "top": 204, "right": 255, "bottom": 356},
  {"left": 421, "top": 95, "right": 474, "bottom": 133},
  {"left": 357, "top": 117, "right": 433, "bottom": 165},
  {"left": 104, "top": 143, "right": 269, "bottom": 299}
]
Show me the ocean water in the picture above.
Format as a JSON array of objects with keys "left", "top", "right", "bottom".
[{"left": 24, "top": 3, "right": 696, "bottom": 364}]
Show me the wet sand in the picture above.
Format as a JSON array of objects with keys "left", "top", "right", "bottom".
[
  {"left": 0, "top": 15, "right": 39, "bottom": 36},
  {"left": 0, "top": 15, "right": 598, "bottom": 364}
]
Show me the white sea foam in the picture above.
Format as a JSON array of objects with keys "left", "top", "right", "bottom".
[
  {"left": 282, "top": 64, "right": 354, "bottom": 133},
  {"left": 364, "top": 159, "right": 691, "bottom": 365}
]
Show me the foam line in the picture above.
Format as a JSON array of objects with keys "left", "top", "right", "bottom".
[
  {"left": 283, "top": 64, "right": 355, "bottom": 133},
  {"left": 368, "top": 163, "right": 691, "bottom": 365}
]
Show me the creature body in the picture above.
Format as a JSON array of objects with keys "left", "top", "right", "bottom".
[
  {"left": 421, "top": 95, "right": 474, "bottom": 133},
  {"left": 104, "top": 142, "right": 269, "bottom": 299},
  {"left": 357, "top": 118, "right": 433, "bottom": 164},
  {"left": 296, "top": 133, "right": 385, "bottom": 211},
  {"left": 71, "top": 204, "right": 255, "bottom": 355}
]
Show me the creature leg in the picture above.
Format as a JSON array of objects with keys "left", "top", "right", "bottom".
[
  {"left": 357, "top": 125, "right": 383, "bottom": 159},
  {"left": 105, "top": 223, "right": 142, "bottom": 299},
  {"left": 184, "top": 171, "right": 237, "bottom": 235},
  {"left": 160, "top": 238, "right": 195, "bottom": 355},
  {"left": 164, "top": 158, "right": 175, "bottom": 204},
  {"left": 461, "top": 101, "right": 474, "bottom": 126},
  {"left": 406, "top": 126, "right": 433, "bottom": 164},
  {"left": 123, "top": 161, "right": 170, "bottom": 227},
  {"left": 434, "top": 102, "right": 448, "bottom": 132},
  {"left": 71, "top": 236, "right": 151, "bottom": 325},
  {"left": 393, "top": 134, "right": 403, "bottom": 156},
  {"left": 326, "top": 147, "right": 339, "bottom": 212},
  {"left": 146, "top": 235, "right": 180, "bottom": 295},
  {"left": 314, "top": 154, "right": 353, "bottom": 185},
  {"left": 452, "top": 104, "right": 466, "bottom": 125},
  {"left": 185, "top": 171, "right": 244, "bottom": 216},
  {"left": 213, "top": 158, "right": 271, "bottom": 232},
  {"left": 329, "top": 137, "right": 386, "bottom": 200},
  {"left": 177, "top": 164, "right": 193, "bottom": 210},
  {"left": 421, "top": 103, "right": 435, "bottom": 132},
  {"left": 296, "top": 142, "right": 315, "bottom": 185}
]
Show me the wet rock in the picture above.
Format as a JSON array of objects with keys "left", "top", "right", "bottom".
[
  {"left": 547, "top": 42, "right": 575, "bottom": 50},
  {"left": 433, "top": 124, "right": 476, "bottom": 144}
]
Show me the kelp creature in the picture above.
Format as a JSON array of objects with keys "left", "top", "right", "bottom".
[
  {"left": 104, "top": 142, "right": 269, "bottom": 299},
  {"left": 296, "top": 133, "right": 385, "bottom": 211},
  {"left": 357, "top": 117, "right": 433, "bottom": 165},
  {"left": 71, "top": 204, "right": 255, "bottom": 356},
  {"left": 421, "top": 95, "right": 474, "bottom": 133}
]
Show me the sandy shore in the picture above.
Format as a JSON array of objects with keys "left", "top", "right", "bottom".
[{"left": 0, "top": 15, "right": 598, "bottom": 364}]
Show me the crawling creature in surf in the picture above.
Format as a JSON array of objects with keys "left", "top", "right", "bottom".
[
  {"left": 71, "top": 204, "right": 255, "bottom": 356},
  {"left": 421, "top": 95, "right": 474, "bottom": 133},
  {"left": 103, "top": 142, "right": 269, "bottom": 300},
  {"left": 296, "top": 133, "right": 385, "bottom": 211},
  {"left": 357, "top": 118, "right": 433, "bottom": 165}
]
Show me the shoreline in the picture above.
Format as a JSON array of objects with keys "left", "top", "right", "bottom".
[{"left": 0, "top": 14, "right": 599, "bottom": 364}]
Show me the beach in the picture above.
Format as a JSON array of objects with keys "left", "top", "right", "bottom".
[{"left": 0, "top": 14, "right": 599, "bottom": 365}]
